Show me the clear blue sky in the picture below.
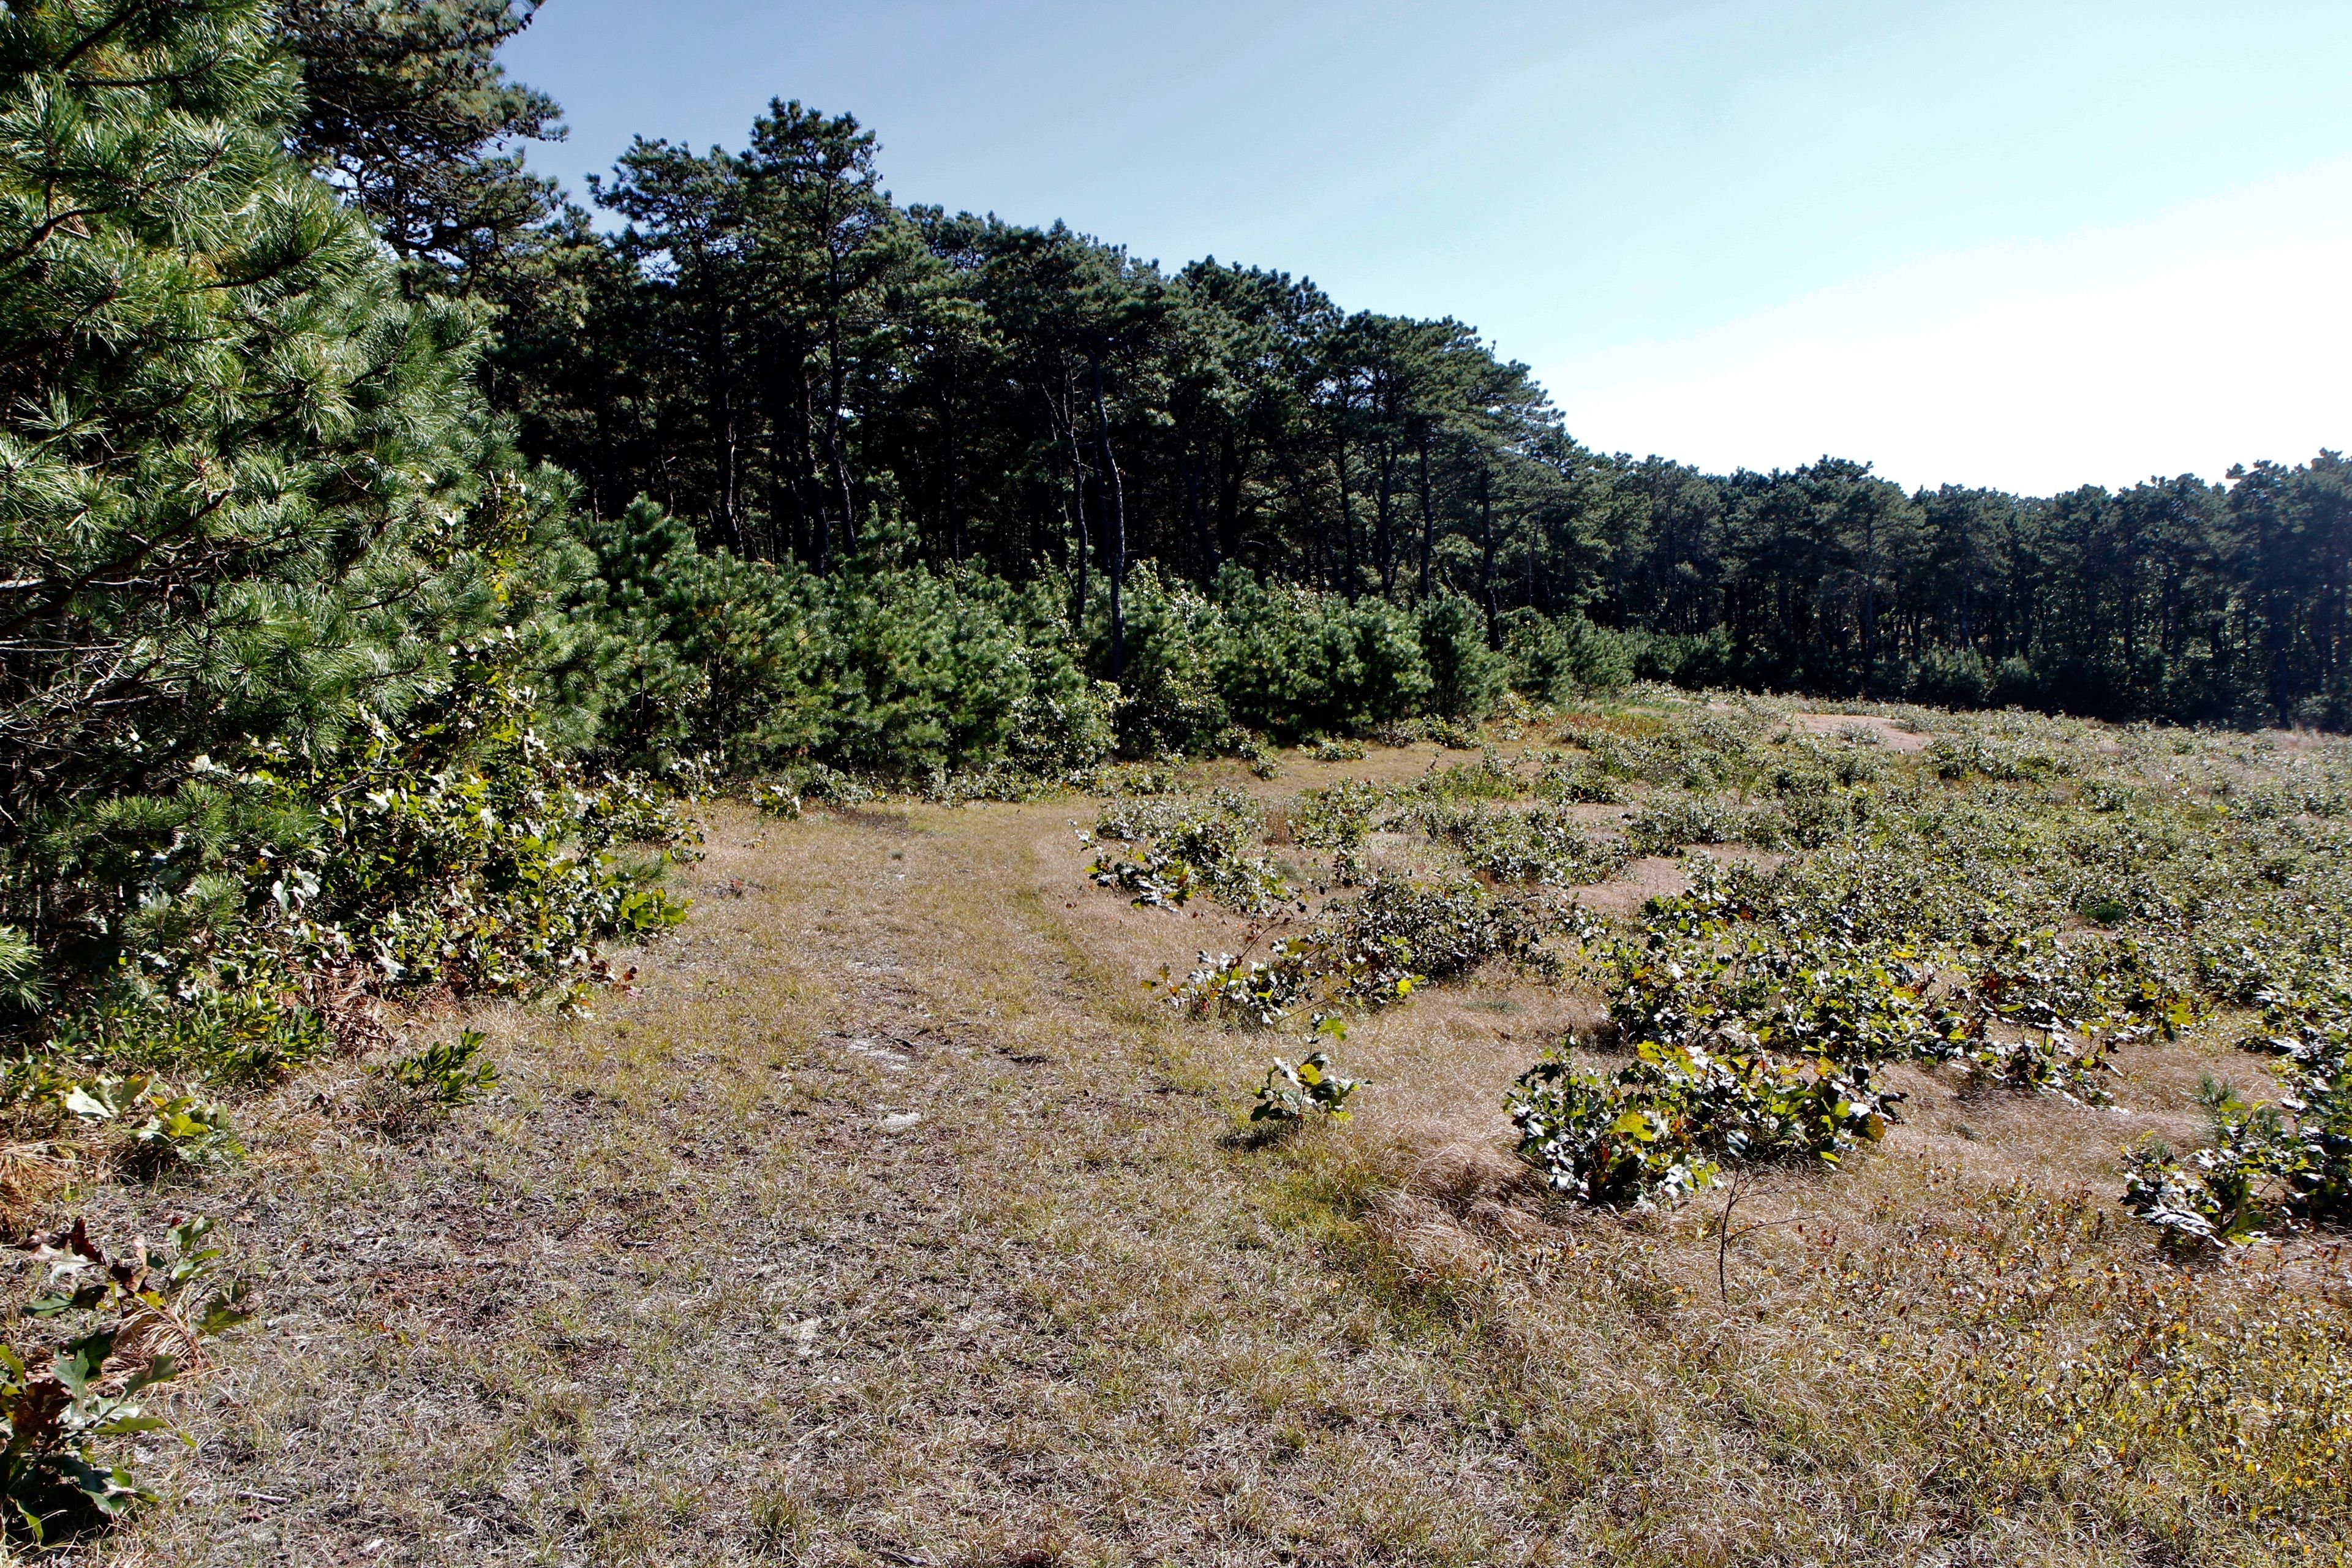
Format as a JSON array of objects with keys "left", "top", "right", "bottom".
[{"left": 503, "top": 1, "right": 2352, "bottom": 496}]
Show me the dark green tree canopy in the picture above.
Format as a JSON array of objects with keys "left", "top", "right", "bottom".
[{"left": 277, "top": 0, "right": 562, "bottom": 290}]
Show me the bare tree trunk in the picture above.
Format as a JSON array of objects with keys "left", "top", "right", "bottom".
[
  {"left": 1335, "top": 429, "right": 1358, "bottom": 602},
  {"left": 1374, "top": 440, "right": 1397, "bottom": 599},
  {"left": 1479, "top": 466, "right": 1499, "bottom": 627},
  {"left": 1416, "top": 431, "right": 1438, "bottom": 599},
  {"left": 824, "top": 317, "right": 857, "bottom": 557},
  {"left": 1046, "top": 375, "right": 1088, "bottom": 631},
  {"left": 1091, "top": 352, "right": 1128, "bottom": 678}
]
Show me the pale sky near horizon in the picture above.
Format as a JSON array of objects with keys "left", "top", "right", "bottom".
[{"left": 502, "top": 1, "right": 2352, "bottom": 497}]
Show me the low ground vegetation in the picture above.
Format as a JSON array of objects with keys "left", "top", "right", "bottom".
[{"left": 11, "top": 694, "right": 2343, "bottom": 1564}]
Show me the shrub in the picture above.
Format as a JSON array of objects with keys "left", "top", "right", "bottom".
[
  {"left": 1416, "top": 594, "right": 1510, "bottom": 720},
  {"left": 1499, "top": 609, "right": 1635, "bottom": 700},
  {"left": 1625, "top": 794, "right": 1757, "bottom": 856},
  {"left": 1409, "top": 804, "right": 1628, "bottom": 888},
  {"left": 2124, "top": 982, "right": 2352, "bottom": 1247},
  {"left": 1580, "top": 715, "right": 1759, "bottom": 791},
  {"left": 1928, "top": 732, "right": 2067, "bottom": 782},
  {"left": 1339, "top": 875, "right": 1559, "bottom": 984},
  {"left": 1532, "top": 761, "right": 1624, "bottom": 804},
  {"left": 1508, "top": 1039, "right": 1901, "bottom": 1206},
  {"left": 1291, "top": 782, "right": 1382, "bottom": 853},
  {"left": 1404, "top": 752, "right": 1521, "bottom": 804},
  {"left": 1087, "top": 843, "right": 1199, "bottom": 911},
  {"left": 61, "top": 1079, "right": 242, "bottom": 1180},
  {"left": 1167, "top": 873, "right": 1553, "bottom": 1026},
  {"left": 1910, "top": 647, "right": 1992, "bottom": 708},
  {"left": 1101, "top": 567, "right": 1230, "bottom": 757},
  {"left": 751, "top": 782, "right": 804, "bottom": 819},
  {"left": 362, "top": 1028, "right": 497, "bottom": 1139},
  {"left": 1209, "top": 568, "right": 1433, "bottom": 739},
  {"left": 1251, "top": 1050, "right": 1360, "bottom": 1123},
  {"left": 1168, "top": 932, "right": 1417, "bottom": 1028},
  {"left": 1087, "top": 791, "right": 1290, "bottom": 914},
  {"left": 581, "top": 503, "right": 1110, "bottom": 779},
  {"left": 0, "top": 1217, "right": 247, "bottom": 1543},
  {"left": 1232, "top": 731, "right": 1283, "bottom": 780}
]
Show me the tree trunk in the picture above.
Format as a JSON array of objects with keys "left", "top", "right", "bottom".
[
  {"left": 1335, "top": 428, "right": 1357, "bottom": 602},
  {"left": 1091, "top": 352, "right": 1128, "bottom": 678},
  {"left": 1479, "top": 466, "right": 1499, "bottom": 626},
  {"left": 1416, "top": 431, "right": 1438, "bottom": 599},
  {"left": 1374, "top": 439, "right": 1396, "bottom": 599}
]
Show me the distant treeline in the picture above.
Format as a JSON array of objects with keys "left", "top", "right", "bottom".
[{"left": 351, "top": 24, "right": 2351, "bottom": 729}]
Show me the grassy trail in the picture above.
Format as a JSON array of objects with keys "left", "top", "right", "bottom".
[{"left": 96, "top": 799, "right": 1556, "bottom": 1565}]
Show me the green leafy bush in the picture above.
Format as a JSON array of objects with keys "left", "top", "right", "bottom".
[
  {"left": 1339, "top": 875, "right": 1560, "bottom": 984},
  {"left": 1209, "top": 569, "right": 1433, "bottom": 739},
  {"left": 751, "top": 782, "right": 805, "bottom": 819},
  {"left": 1416, "top": 594, "right": 1510, "bottom": 721},
  {"left": 1408, "top": 804, "right": 1628, "bottom": 887},
  {"left": 361, "top": 1028, "right": 498, "bottom": 1140},
  {"left": 1508, "top": 1038, "right": 1901, "bottom": 1206},
  {"left": 1169, "top": 927, "right": 1418, "bottom": 1028},
  {"left": 1102, "top": 568, "right": 1232, "bottom": 756},
  {"left": 1928, "top": 733, "right": 2068, "bottom": 782},
  {"left": 1499, "top": 609, "right": 1635, "bottom": 700},
  {"left": 60, "top": 1079, "right": 241, "bottom": 1179},
  {"left": 578, "top": 503, "right": 1114, "bottom": 779},
  {"left": 1532, "top": 761, "right": 1624, "bottom": 805},
  {"left": 1088, "top": 790, "right": 1290, "bottom": 913},
  {"left": 1625, "top": 794, "right": 1758, "bottom": 856},
  {"left": 1234, "top": 732, "right": 1283, "bottom": 780},
  {"left": 1165, "top": 865, "right": 1558, "bottom": 1028},
  {"left": 1290, "top": 781, "right": 1383, "bottom": 853},
  {"left": 0, "top": 1217, "right": 247, "bottom": 1543},
  {"left": 1087, "top": 843, "right": 1199, "bottom": 911},
  {"left": 1251, "top": 1050, "right": 1360, "bottom": 1123},
  {"left": 1404, "top": 752, "right": 1521, "bottom": 803},
  {"left": 2124, "top": 981, "right": 2352, "bottom": 1247}
]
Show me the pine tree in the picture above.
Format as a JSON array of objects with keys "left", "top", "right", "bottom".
[
  {"left": 0, "top": 0, "right": 532, "bottom": 859},
  {"left": 276, "top": 0, "right": 562, "bottom": 293}
]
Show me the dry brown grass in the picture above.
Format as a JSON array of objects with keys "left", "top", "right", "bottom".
[{"left": 32, "top": 728, "right": 2352, "bottom": 1566}]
